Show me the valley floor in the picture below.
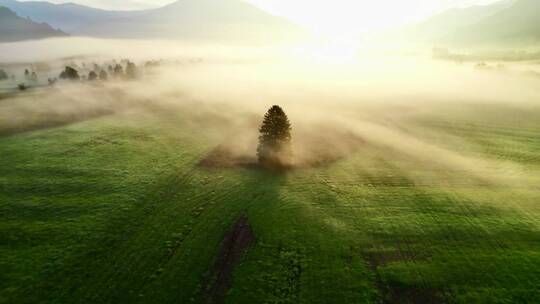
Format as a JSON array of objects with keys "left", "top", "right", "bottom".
[{"left": 1, "top": 84, "right": 540, "bottom": 304}]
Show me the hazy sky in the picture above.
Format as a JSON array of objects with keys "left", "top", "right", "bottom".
[{"left": 19, "top": 0, "right": 504, "bottom": 35}]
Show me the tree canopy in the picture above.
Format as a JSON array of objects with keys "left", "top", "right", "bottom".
[
  {"left": 59, "top": 66, "right": 80, "bottom": 80},
  {"left": 257, "top": 105, "right": 292, "bottom": 169},
  {"left": 125, "top": 61, "right": 138, "bottom": 79},
  {"left": 0, "top": 69, "right": 8, "bottom": 80},
  {"left": 113, "top": 64, "right": 124, "bottom": 78},
  {"left": 88, "top": 71, "right": 98, "bottom": 81},
  {"left": 30, "top": 72, "right": 38, "bottom": 82},
  {"left": 99, "top": 70, "right": 108, "bottom": 80}
]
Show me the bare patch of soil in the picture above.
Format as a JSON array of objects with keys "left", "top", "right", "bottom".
[
  {"left": 198, "top": 146, "right": 258, "bottom": 169},
  {"left": 198, "top": 126, "right": 365, "bottom": 170},
  {"left": 202, "top": 216, "right": 255, "bottom": 304},
  {"left": 384, "top": 285, "right": 442, "bottom": 304}
]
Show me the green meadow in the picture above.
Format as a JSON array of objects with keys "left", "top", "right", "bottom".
[{"left": 1, "top": 78, "right": 540, "bottom": 304}]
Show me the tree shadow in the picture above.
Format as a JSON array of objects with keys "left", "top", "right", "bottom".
[
  {"left": 12, "top": 156, "right": 289, "bottom": 304},
  {"left": 195, "top": 169, "right": 288, "bottom": 304}
]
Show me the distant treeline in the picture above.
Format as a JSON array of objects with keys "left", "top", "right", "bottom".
[{"left": 0, "top": 59, "right": 163, "bottom": 91}]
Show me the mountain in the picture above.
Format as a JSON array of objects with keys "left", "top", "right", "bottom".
[
  {"left": 0, "top": 6, "right": 67, "bottom": 42},
  {"left": 0, "top": 0, "right": 307, "bottom": 44},
  {"left": 449, "top": 0, "right": 540, "bottom": 45},
  {"left": 409, "top": 0, "right": 540, "bottom": 46},
  {"left": 0, "top": 0, "right": 142, "bottom": 33},
  {"left": 81, "top": 0, "right": 306, "bottom": 43},
  {"left": 408, "top": 0, "right": 514, "bottom": 42}
]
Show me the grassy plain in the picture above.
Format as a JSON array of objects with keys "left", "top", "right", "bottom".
[{"left": 1, "top": 66, "right": 540, "bottom": 304}]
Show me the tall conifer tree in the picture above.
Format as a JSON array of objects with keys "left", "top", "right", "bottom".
[{"left": 257, "top": 105, "right": 292, "bottom": 168}]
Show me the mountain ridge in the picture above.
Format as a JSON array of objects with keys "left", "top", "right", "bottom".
[
  {"left": 448, "top": 0, "right": 540, "bottom": 45},
  {"left": 0, "top": 6, "right": 67, "bottom": 42},
  {"left": 0, "top": 0, "right": 307, "bottom": 44},
  {"left": 409, "top": 0, "right": 514, "bottom": 42},
  {"left": 408, "top": 0, "right": 539, "bottom": 46},
  {"left": 0, "top": 0, "right": 147, "bottom": 33}
]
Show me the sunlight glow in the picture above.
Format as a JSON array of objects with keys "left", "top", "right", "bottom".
[
  {"left": 248, "top": 0, "right": 504, "bottom": 37},
  {"left": 291, "top": 40, "right": 360, "bottom": 65},
  {"left": 20, "top": 0, "right": 504, "bottom": 38}
]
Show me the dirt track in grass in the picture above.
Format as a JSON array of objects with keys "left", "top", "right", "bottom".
[{"left": 202, "top": 216, "right": 255, "bottom": 304}]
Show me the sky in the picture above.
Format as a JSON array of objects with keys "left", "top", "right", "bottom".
[{"left": 19, "top": 0, "right": 504, "bottom": 36}]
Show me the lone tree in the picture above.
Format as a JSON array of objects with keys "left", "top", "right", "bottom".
[{"left": 257, "top": 105, "right": 292, "bottom": 169}]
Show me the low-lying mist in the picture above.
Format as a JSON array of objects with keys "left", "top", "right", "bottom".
[{"left": 1, "top": 37, "right": 540, "bottom": 189}]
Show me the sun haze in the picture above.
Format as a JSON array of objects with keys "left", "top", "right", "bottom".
[
  {"left": 2, "top": 0, "right": 540, "bottom": 303},
  {"left": 18, "top": 0, "right": 503, "bottom": 36}
]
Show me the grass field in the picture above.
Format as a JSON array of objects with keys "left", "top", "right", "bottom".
[{"left": 1, "top": 61, "right": 540, "bottom": 304}]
